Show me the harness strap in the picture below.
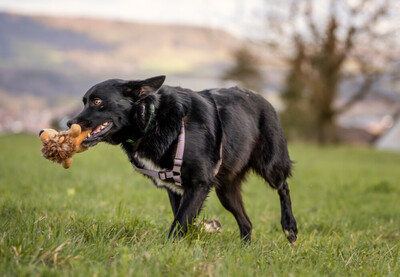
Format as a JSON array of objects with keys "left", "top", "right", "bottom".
[{"left": 131, "top": 121, "right": 185, "bottom": 186}]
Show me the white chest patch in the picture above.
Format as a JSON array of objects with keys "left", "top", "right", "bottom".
[{"left": 133, "top": 153, "right": 184, "bottom": 195}]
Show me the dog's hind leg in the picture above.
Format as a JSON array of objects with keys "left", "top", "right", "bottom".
[
  {"left": 215, "top": 173, "right": 252, "bottom": 242},
  {"left": 255, "top": 167, "right": 298, "bottom": 243},
  {"left": 278, "top": 181, "right": 297, "bottom": 243},
  {"left": 168, "top": 185, "right": 210, "bottom": 239},
  {"left": 250, "top": 150, "right": 297, "bottom": 243}
]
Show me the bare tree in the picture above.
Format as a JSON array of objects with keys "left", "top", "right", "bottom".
[
  {"left": 222, "top": 45, "right": 264, "bottom": 92},
  {"left": 267, "top": 0, "right": 400, "bottom": 143}
]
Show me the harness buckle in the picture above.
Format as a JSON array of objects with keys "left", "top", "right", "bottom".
[
  {"left": 172, "top": 158, "right": 183, "bottom": 175},
  {"left": 158, "top": 171, "right": 166, "bottom": 180}
]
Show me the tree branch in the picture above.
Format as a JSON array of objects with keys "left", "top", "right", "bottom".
[
  {"left": 336, "top": 74, "right": 376, "bottom": 114},
  {"left": 305, "top": 0, "right": 321, "bottom": 43}
]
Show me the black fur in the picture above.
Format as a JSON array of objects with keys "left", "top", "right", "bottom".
[{"left": 67, "top": 75, "right": 297, "bottom": 243}]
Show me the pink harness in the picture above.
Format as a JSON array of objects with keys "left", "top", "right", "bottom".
[{"left": 131, "top": 121, "right": 185, "bottom": 186}]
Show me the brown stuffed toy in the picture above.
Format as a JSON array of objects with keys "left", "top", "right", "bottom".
[{"left": 39, "top": 124, "right": 91, "bottom": 169}]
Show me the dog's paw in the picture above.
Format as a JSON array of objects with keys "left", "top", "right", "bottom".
[
  {"left": 282, "top": 216, "right": 297, "bottom": 243},
  {"left": 284, "top": 228, "right": 297, "bottom": 243}
]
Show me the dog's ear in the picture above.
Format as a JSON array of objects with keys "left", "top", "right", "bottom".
[{"left": 122, "top": 75, "right": 166, "bottom": 98}]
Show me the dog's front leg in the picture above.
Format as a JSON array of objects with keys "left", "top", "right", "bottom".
[
  {"left": 167, "top": 189, "right": 182, "bottom": 217},
  {"left": 168, "top": 185, "right": 210, "bottom": 239}
]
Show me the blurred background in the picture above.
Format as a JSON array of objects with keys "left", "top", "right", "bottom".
[{"left": 0, "top": 0, "right": 399, "bottom": 150}]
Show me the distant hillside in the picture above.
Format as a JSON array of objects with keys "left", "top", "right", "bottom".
[
  {"left": 0, "top": 13, "right": 110, "bottom": 60},
  {"left": 35, "top": 15, "right": 239, "bottom": 76},
  {"left": 0, "top": 12, "right": 240, "bottom": 99}
]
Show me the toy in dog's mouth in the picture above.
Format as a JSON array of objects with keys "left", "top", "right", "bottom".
[{"left": 82, "top": 121, "right": 113, "bottom": 147}]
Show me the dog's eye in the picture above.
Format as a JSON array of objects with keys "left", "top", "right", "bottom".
[{"left": 93, "top": 99, "right": 102, "bottom": 105}]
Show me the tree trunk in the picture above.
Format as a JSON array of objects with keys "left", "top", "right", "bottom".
[{"left": 316, "top": 115, "right": 337, "bottom": 144}]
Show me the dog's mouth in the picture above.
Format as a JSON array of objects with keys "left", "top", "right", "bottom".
[{"left": 83, "top": 121, "right": 113, "bottom": 147}]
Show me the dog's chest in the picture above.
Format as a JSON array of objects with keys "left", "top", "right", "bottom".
[{"left": 133, "top": 153, "right": 184, "bottom": 195}]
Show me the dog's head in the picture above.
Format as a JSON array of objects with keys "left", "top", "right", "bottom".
[{"left": 67, "top": 75, "right": 165, "bottom": 147}]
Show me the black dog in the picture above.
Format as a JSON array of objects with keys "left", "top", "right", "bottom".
[{"left": 67, "top": 75, "right": 297, "bottom": 243}]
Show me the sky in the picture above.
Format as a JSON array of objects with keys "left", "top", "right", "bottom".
[
  {"left": 0, "top": 0, "right": 396, "bottom": 41},
  {"left": 0, "top": 0, "right": 266, "bottom": 37}
]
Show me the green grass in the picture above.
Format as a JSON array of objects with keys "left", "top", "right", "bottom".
[{"left": 1, "top": 134, "right": 399, "bottom": 276}]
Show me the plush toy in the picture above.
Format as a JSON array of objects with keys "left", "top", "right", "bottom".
[{"left": 39, "top": 124, "right": 91, "bottom": 169}]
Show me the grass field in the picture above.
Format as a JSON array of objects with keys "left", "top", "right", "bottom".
[{"left": 0, "top": 134, "right": 399, "bottom": 276}]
